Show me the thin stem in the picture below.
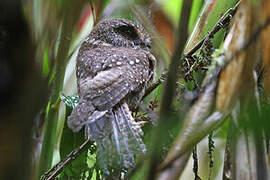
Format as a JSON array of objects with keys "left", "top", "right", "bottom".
[
  {"left": 147, "top": 1, "right": 193, "bottom": 179},
  {"left": 143, "top": 1, "right": 240, "bottom": 99},
  {"left": 156, "top": 16, "right": 270, "bottom": 173},
  {"left": 186, "top": 1, "right": 240, "bottom": 57},
  {"left": 208, "top": 132, "right": 214, "bottom": 180},
  {"left": 38, "top": 2, "right": 86, "bottom": 178},
  {"left": 38, "top": 14, "right": 74, "bottom": 177},
  {"left": 193, "top": 146, "right": 201, "bottom": 180},
  {"left": 40, "top": 139, "right": 92, "bottom": 180}
]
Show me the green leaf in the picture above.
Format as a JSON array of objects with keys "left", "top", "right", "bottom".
[
  {"left": 59, "top": 94, "right": 97, "bottom": 178},
  {"left": 60, "top": 94, "right": 79, "bottom": 111},
  {"left": 188, "top": 0, "right": 204, "bottom": 32},
  {"left": 185, "top": 0, "right": 239, "bottom": 53},
  {"left": 42, "top": 45, "right": 50, "bottom": 78}
]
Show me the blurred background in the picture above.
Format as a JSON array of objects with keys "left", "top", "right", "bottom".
[{"left": 1, "top": 0, "right": 269, "bottom": 180}]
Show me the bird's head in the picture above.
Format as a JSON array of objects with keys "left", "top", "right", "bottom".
[{"left": 88, "top": 18, "right": 151, "bottom": 50}]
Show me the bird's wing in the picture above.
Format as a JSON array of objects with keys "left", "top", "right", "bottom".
[
  {"left": 78, "top": 47, "right": 150, "bottom": 111},
  {"left": 68, "top": 66, "right": 134, "bottom": 132},
  {"left": 87, "top": 66, "right": 133, "bottom": 110}
]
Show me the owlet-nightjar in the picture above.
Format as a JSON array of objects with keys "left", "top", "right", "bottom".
[{"left": 68, "top": 18, "right": 156, "bottom": 172}]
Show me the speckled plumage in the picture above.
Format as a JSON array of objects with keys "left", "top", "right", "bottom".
[{"left": 67, "top": 18, "right": 156, "bottom": 172}]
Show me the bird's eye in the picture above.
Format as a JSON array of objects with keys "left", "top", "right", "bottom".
[{"left": 114, "top": 25, "right": 140, "bottom": 40}]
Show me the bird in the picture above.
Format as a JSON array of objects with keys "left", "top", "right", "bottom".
[{"left": 67, "top": 18, "right": 156, "bottom": 173}]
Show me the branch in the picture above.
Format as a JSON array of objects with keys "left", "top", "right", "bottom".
[
  {"left": 142, "top": 72, "right": 166, "bottom": 99},
  {"left": 143, "top": 1, "right": 240, "bottom": 99},
  {"left": 156, "top": 15, "right": 270, "bottom": 173},
  {"left": 186, "top": 1, "right": 240, "bottom": 57},
  {"left": 40, "top": 138, "right": 93, "bottom": 180}
]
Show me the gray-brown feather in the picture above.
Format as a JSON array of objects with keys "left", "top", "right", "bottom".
[{"left": 67, "top": 18, "right": 156, "bottom": 172}]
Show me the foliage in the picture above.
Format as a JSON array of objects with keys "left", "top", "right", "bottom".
[{"left": 21, "top": 0, "right": 270, "bottom": 179}]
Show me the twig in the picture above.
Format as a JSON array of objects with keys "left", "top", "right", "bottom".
[
  {"left": 186, "top": 1, "right": 240, "bottom": 57},
  {"left": 142, "top": 72, "right": 166, "bottom": 99},
  {"left": 40, "top": 138, "right": 92, "bottom": 180},
  {"left": 193, "top": 146, "right": 201, "bottom": 180},
  {"left": 156, "top": 15, "right": 270, "bottom": 174},
  {"left": 89, "top": 0, "right": 97, "bottom": 25},
  {"left": 208, "top": 132, "right": 214, "bottom": 180},
  {"left": 143, "top": 1, "right": 240, "bottom": 99},
  {"left": 90, "top": 0, "right": 104, "bottom": 25}
]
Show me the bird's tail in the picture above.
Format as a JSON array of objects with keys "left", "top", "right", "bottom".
[{"left": 85, "top": 102, "right": 146, "bottom": 173}]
